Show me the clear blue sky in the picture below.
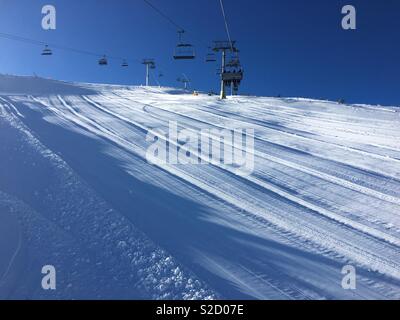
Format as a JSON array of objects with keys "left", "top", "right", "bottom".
[{"left": 0, "top": 0, "right": 399, "bottom": 105}]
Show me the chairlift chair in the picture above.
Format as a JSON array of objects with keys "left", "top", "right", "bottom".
[
  {"left": 99, "top": 55, "right": 108, "bottom": 66},
  {"left": 121, "top": 60, "right": 129, "bottom": 67},
  {"left": 41, "top": 45, "right": 53, "bottom": 56},
  {"left": 222, "top": 65, "right": 244, "bottom": 82},
  {"left": 222, "top": 71, "right": 243, "bottom": 82},
  {"left": 205, "top": 53, "right": 217, "bottom": 62},
  {"left": 222, "top": 56, "right": 243, "bottom": 81},
  {"left": 205, "top": 47, "right": 216, "bottom": 62},
  {"left": 173, "top": 30, "right": 195, "bottom": 60}
]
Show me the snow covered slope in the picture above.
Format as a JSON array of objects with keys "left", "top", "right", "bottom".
[{"left": 1, "top": 74, "right": 399, "bottom": 299}]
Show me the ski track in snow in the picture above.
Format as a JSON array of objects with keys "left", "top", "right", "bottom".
[{"left": 1, "top": 76, "right": 400, "bottom": 299}]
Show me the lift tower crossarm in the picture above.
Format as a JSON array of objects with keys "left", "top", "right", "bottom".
[{"left": 212, "top": 41, "right": 237, "bottom": 52}]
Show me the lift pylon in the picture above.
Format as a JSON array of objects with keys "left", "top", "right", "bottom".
[
  {"left": 212, "top": 41, "right": 242, "bottom": 99},
  {"left": 142, "top": 59, "right": 156, "bottom": 86}
]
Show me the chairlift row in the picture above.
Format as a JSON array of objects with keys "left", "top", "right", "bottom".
[
  {"left": 41, "top": 46, "right": 130, "bottom": 67},
  {"left": 40, "top": 36, "right": 242, "bottom": 90},
  {"left": 98, "top": 56, "right": 130, "bottom": 67},
  {"left": 42, "top": 37, "right": 216, "bottom": 66},
  {"left": 172, "top": 32, "right": 219, "bottom": 63}
]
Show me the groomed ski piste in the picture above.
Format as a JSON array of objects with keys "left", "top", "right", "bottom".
[{"left": 0, "top": 74, "right": 399, "bottom": 299}]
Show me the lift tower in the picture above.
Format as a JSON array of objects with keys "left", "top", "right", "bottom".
[
  {"left": 212, "top": 41, "right": 242, "bottom": 99},
  {"left": 142, "top": 59, "right": 156, "bottom": 86},
  {"left": 177, "top": 77, "right": 191, "bottom": 90}
]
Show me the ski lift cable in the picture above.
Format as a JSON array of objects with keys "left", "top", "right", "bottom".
[
  {"left": 0, "top": 32, "right": 101, "bottom": 58},
  {"left": 0, "top": 32, "right": 173, "bottom": 77},
  {"left": 219, "top": 0, "right": 234, "bottom": 53},
  {"left": 143, "top": 0, "right": 185, "bottom": 32},
  {"left": 0, "top": 31, "right": 141, "bottom": 63},
  {"left": 143, "top": 0, "right": 210, "bottom": 49},
  {"left": 143, "top": 0, "right": 196, "bottom": 60}
]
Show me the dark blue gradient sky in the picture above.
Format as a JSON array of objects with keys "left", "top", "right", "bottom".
[{"left": 0, "top": 0, "right": 399, "bottom": 105}]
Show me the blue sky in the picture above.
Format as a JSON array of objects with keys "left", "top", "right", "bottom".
[{"left": 0, "top": 0, "right": 399, "bottom": 105}]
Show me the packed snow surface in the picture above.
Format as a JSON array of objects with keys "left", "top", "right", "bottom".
[{"left": 1, "top": 74, "right": 399, "bottom": 299}]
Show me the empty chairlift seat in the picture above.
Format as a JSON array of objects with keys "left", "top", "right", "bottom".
[
  {"left": 98, "top": 55, "right": 108, "bottom": 66},
  {"left": 41, "top": 45, "right": 53, "bottom": 56},
  {"left": 173, "top": 30, "right": 195, "bottom": 60},
  {"left": 205, "top": 53, "right": 217, "bottom": 62},
  {"left": 174, "top": 44, "right": 195, "bottom": 60}
]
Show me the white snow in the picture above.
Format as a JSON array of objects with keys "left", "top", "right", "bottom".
[{"left": 0, "top": 74, "right": 399, "bottom": 299}]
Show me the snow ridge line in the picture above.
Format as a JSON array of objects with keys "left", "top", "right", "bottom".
[{"left": 242, "top": 98, "right": 399, "bottom": 127}]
